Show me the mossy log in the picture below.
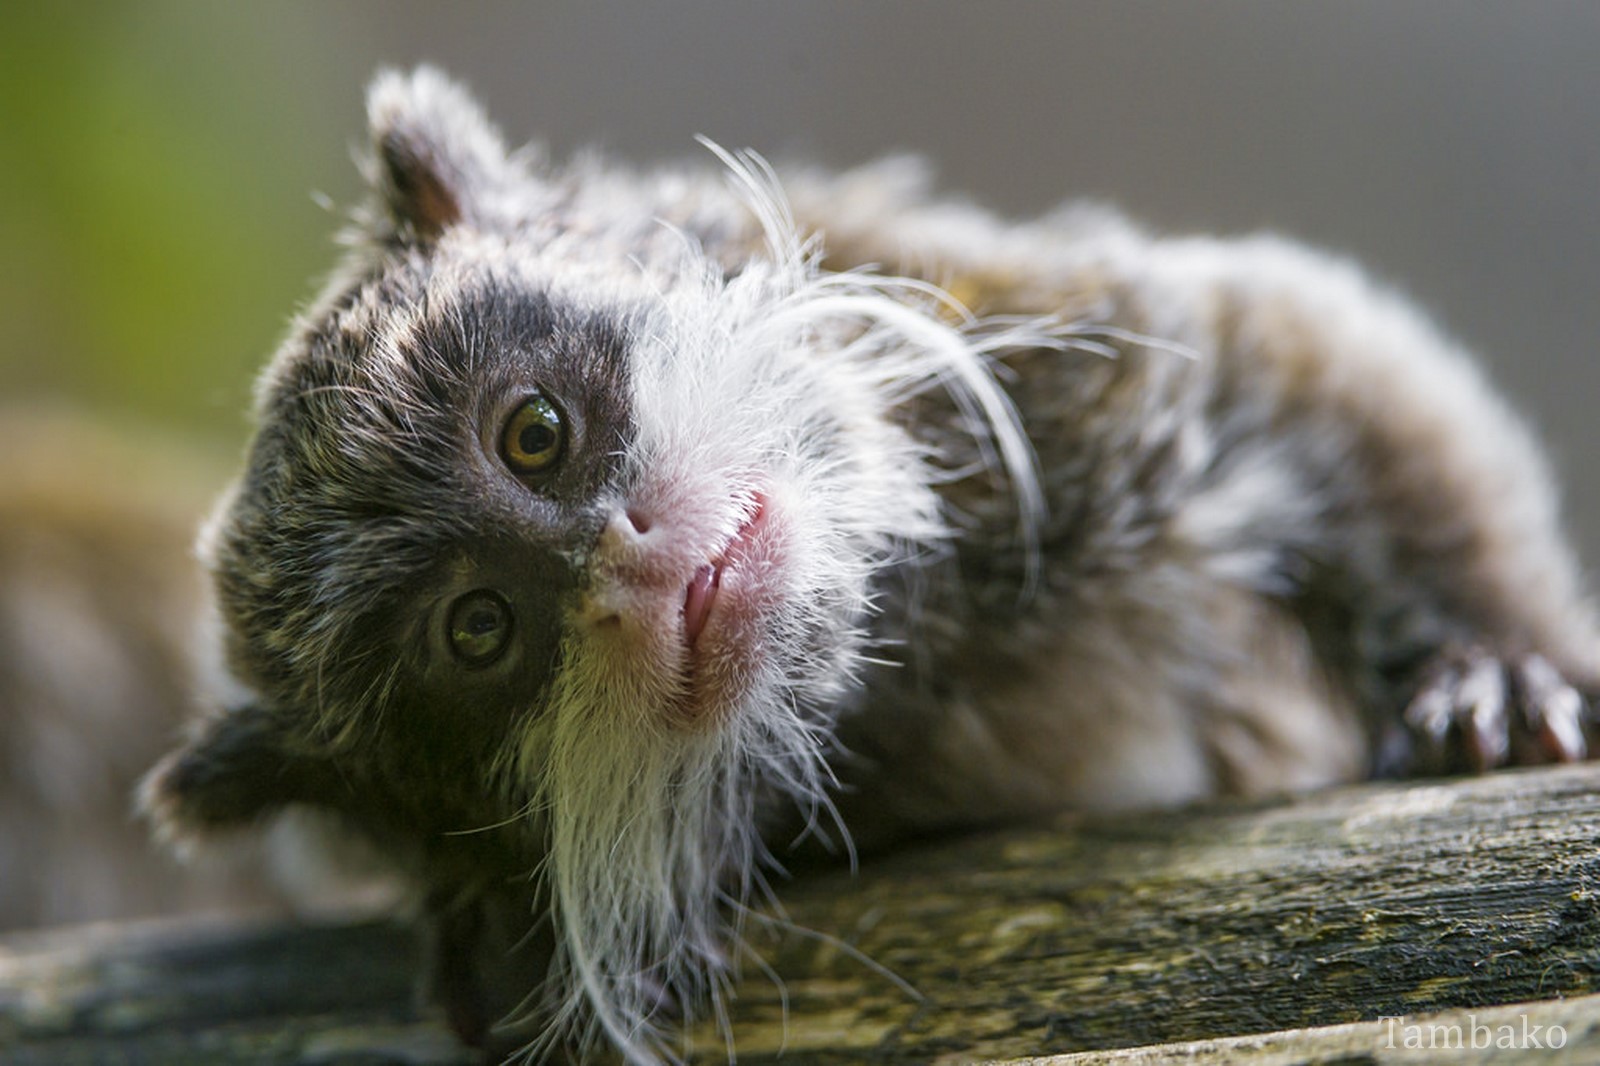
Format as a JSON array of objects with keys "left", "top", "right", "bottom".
[{"left": 4, "top": 765, "right": 1600, "bottom": 1064}]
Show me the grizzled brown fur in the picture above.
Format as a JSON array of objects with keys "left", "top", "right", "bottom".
[{"left": 0, "top": 412, "right": 299, "bottom": 929}]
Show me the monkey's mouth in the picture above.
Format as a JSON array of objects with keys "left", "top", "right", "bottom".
[
  {"left": 682, "top": 493, "right": 769, "bottom": 651},
  {"left": 583, "top": 489, "right": 781, "bottom": 727}
]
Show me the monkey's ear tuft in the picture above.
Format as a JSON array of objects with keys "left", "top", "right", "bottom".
[
  {"left": 364, "top": 66, "right": 514, "bottom": 241},
  {"left": 139, "top": 703, "right": 336, "bottom": 850}
]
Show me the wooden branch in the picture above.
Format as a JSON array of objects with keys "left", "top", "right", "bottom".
[
  {"left": 5, "top": 765, "right": 1600, "bottom": 1063},
  {"left": 0, "top": 918, "right": 466, "bottom": 1065}
]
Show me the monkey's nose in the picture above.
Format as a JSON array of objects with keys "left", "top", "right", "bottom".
[{"left": 593, "top": 506, "right": 658, "bottom": 567}]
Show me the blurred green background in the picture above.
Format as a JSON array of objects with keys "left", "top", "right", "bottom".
[
  {"left": 3, "top": 2, "right": 1598, "bottom": 557},
  {"left": 1, "top": 4, "right": 355, "bottom": 444}
]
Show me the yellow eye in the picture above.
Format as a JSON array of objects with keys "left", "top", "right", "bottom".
[
  {"left": 500, "top": 394, "right": 564, "bottom": 475},
  {"left": 448, "top": 589, "right": 513, "bottom": 666}
]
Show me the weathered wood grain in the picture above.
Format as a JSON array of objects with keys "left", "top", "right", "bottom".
[{"left": 4, "top": 764, "right": 1599, "bottom": 1064}]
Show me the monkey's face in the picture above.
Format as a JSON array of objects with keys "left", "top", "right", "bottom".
[{"left": 143, "top": 69, "right": 1025, "bottom": 1059}]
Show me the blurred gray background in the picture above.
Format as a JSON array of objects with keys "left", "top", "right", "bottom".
[{"left": 4, "top": 1, "right": 1598, "bottom": 559}]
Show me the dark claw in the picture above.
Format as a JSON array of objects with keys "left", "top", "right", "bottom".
[
  {"left": 1511, "top": 654, "right": 1587, "bottom": 762},
  {"left": 1456, "top": 653, "right": 1508, "bottom": 771},
  {"left": 1400, "top": 645, "right": 1593, "bottom": 777}
]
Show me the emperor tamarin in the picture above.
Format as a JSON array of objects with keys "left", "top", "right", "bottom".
[{"left": 143, "top": 67, "right": 1599, "bottom": 1062}]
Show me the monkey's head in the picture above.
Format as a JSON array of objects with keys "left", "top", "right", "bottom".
[{"left": 142, "top": 68, "right": 1037, "bottom": 1060}]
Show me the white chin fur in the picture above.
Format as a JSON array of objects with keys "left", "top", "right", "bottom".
[{"left": 511, "top": 149, "right": 1046, "bottom": 1062}]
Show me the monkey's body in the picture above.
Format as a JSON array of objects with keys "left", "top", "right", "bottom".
[
  {"left": 794, "top": 178, "right": 1599, "bottom": 840},
  {"left": 145, "top": 70, "right": 1597, "bottom": 1062}
]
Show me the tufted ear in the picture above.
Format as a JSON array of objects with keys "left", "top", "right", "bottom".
[
  {"left": 363, "top": 66, "right": 517, "bottom": 242},
  {"left": 139, "top": 702, "right": 342, "bottom": 846}
]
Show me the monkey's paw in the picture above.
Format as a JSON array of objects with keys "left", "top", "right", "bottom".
[{"left": 1395, "top": 646, "right": 1590, "bottom": 776}]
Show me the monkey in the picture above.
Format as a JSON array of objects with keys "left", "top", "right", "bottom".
[
  {"left": 0, "top": 409, "right": 296, "bottom": 929},
  {"left": 141, "top": 67, "right": 1597, "bottom": 1063}
]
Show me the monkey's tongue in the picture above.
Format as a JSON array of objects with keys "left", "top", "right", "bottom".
[
  {"left": 682, "top": 563, "right": 720, "bottom": 648},
  {"left": 680, "top": 493, "right": 769, "bottom": 652}
]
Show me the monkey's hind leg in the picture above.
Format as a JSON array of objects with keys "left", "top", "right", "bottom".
[
  {"left": 1350, "top": 381, "right": 1600, "bottom": 777},
  {"left": 1200, "top": 237, "right": 1600, "bottom": 780},
  {"left": 1326, "top": 343, "right": 1600, "bottom": 779}
]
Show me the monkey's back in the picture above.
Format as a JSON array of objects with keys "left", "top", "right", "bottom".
[{"left": 772, "top": 169, "right": 1599, "bottom": 840}]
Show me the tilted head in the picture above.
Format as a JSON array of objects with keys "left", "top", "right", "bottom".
[{"left": 143, "top": 67, "right": 1039, "bottom": 1061}]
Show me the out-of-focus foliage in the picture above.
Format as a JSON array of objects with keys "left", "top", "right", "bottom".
[{"left": 0, "top": 3, "right": 356, "bottom": 440}]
